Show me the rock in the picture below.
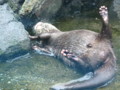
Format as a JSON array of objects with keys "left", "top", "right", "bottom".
[
  {"left": 19, "top": 0, "right": 62, "bottom": 19},
  {"left": 7, "top": 0, "right": 112, "bottom": 30},
  {"left": 0, "top": 4, "right": 30, "bottom": 61},
  {"left": 56, "top": 0, "right": 83, "bottom": 18},
  {"left": 55, "top": 0, "right": 113, "bottom": 18},
  {"left": 8, "top": 0, "right": 24, "bottom": 12},
  {"left": 7, "top": 0, "right": 62, "bottom": 29}
]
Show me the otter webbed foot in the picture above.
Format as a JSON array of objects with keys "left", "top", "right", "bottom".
[
  {"left": 61, "top": 49, "right": 79, "bottom": 61},
  {"left": 99, "top": 6, "right": 108, "bottom": 24}
]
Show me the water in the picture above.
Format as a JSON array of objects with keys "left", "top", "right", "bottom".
[{"left": 0, "top": 17, "right": 120, "bottom": 90}]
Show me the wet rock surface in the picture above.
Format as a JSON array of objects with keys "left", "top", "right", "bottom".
[
  {"left": 8, "top": 0, "right": 24, "bottom": 12},
  {"left": 19, "top": 0, "right": 62, "bottom": 19},
  {"left": 0, "top": 4, "right": 30, "bottom": 61},
  {"left": 55, "top": 0, "right": 113, "bottom": 18}
]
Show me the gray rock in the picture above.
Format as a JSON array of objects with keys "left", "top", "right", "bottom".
[
  {"left": 8, "top": 0, "right": 62, "bottom": 19},
  {"left": 0, "top": 4, "right": 30, "bottom": 61},
  {"left": 7, "top": 0, "right": 112, "bottom": 30},
  {"left": 7, "top": 0, "right": 62, "bottom": 29},
  {"left": 8, "top": 0, "right": 24, "bottom": 12},
  {"left": 19, "top": 0, "right": 62, "bottom": 19}
]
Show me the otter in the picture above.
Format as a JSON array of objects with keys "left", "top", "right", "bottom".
[{"left": 29, "top": 6, "right": 116, "bottom": 90}]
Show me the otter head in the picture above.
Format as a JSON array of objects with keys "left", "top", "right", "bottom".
[{"left": 33, "top": 22, "right": 60, "bottom": 35}]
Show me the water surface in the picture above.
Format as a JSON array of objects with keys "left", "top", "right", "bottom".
[{"left": 0, "top": 17, "right": 120, "bottom": 90}]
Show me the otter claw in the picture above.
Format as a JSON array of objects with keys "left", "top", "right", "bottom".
[
  {"left": 61, "top": 49, "right": 79, "bottom": 61},
  {"left": 99, "top": 6, "right": 108, "bottom": 16}
]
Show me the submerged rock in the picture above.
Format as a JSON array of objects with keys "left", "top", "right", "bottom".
[
  {"left": 0, "top": 4, "right": 30, "bottom": 61},
  {"left": 19, "top": 0, "right": 62, "bottom": 19}
]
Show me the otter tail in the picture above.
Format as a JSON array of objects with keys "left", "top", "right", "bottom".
[{"left": 50, "top": 54, "right": 116, "bottom": 90}]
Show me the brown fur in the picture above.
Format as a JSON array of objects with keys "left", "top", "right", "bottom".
[{"left": 30, "top": 6, "right": 116, "bottom": 90}]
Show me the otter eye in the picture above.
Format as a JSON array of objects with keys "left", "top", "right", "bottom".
[{"left": 87, "top": 43, "right": 92, "bottom": 48}]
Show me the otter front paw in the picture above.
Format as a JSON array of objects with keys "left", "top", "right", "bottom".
[
  {"left": 61, "top": 49, "right": 79, "bottom": 61},
  {"left": 61, "top": 49, "right": 72, "bottom": 57},
  {"left": 99, "top": 6, "right": 108, "bottom": 16}
]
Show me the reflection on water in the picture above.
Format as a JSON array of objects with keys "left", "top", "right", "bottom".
[{"left": 0, "top": 17, "right": 120, "bottom": 90}]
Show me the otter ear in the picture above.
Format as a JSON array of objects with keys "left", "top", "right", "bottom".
[
  {"left": 29, "top": 33, "right": 51, "bottom": 40},
  {"left": 39, "top": 33, "right": 51, "bottom": 40}
]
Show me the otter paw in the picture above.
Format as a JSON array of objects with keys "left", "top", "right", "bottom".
[
  {"left": 61, "top": 49, "right": 72, "bottom": 57},
  {"left": 99, "top": 6, "right": 108, "bottom": 17},
  {"left": 61, "top": 49, "right": 79, "bottom": 61}
]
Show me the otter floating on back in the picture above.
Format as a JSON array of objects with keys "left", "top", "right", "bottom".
[{"left": 29, "top": 6, "right": 116, "bottom": 90}]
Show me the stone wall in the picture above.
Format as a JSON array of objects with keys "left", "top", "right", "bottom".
[{"left": 0, "top": 4, "right": 30, "bottom": 61}]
